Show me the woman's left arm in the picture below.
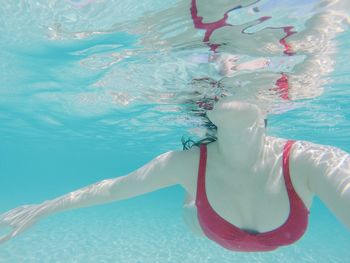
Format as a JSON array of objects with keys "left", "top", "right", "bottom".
[
  {"left": 293, "top": 141, "right": 350, "bottom": 229},
  {"left": 0, "top": 150, "right": 190, "bottom": 244}
]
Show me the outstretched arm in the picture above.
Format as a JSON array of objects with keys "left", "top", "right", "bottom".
[
  {"left": 0, "top": 150, "right": 186, "bottom": 244},
  {"left": 42, "top": 151, "right": 183, "bottom": 214},
  {"left": 293, "top": 141, "right": 350, "bottom": 229}
]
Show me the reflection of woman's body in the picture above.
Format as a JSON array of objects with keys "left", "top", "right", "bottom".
[
  {"left": 188, "top": 0, "right": 349, "bottom": 105},
  {"left": 1, "top": 99, "right": 349, "bottom": 252}
]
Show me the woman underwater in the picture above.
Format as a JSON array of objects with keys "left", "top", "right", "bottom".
[{"left": 0, "top": 98, "right": 350, "bottom": 252}]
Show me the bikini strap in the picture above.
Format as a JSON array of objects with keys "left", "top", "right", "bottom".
[
  {"left": 196, "top": 144, "right": 207, "bottom": 206},
  {"left": 282, "top": 140, "right": 309, "bottom": 212},
  {"left": 282, "top": 140, "right": 295, "bottom": 192}
]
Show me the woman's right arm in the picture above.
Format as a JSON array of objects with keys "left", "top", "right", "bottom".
[
  {"left": 293, "top": 141, "right": 350, "bottom": 230},
  {"left": 0, "top": 150, "right": 191, "bottom": 244}
]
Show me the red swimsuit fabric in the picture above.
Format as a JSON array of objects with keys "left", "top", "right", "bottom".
[{"left": 195, "top": 140, "right": 309, "bottom": 252}]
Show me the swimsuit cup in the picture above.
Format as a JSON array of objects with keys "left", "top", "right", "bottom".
[{"left": 195, "top": 140, "right": 309, "bottom": 252}]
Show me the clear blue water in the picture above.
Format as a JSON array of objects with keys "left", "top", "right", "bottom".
[{"left": 1, "top": 0, "right": 350, "bottom": 262}]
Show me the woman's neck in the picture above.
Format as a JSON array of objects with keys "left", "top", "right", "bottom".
[{"left": 215, "top": 124, "right": 266, "bottom": 169}]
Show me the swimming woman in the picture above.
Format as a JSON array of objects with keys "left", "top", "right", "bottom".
[{"left": 1, "top": 98, "right": 349, "bottom": 251}]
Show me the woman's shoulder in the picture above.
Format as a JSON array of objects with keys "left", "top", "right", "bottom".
[
  {"left": 156, "top": 147, "right": 201, "bottom": 186},
  {"left": 265, "top": 136, "right": 345, "bottom": 153},
  {"left": 165, "top": 146, "right": 200, "bottom": 161},
  {"left": 290, "top": 140, "right": 349, "bottom": 161}
]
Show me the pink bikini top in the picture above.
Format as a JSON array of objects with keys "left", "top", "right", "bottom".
[{"left": 195, "top": 140, "right": 309, "bottom": 252}]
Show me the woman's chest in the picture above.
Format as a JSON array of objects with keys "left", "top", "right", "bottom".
[
  {"left": 184, "top": 155, "right": 312, "bottom": 233},
  {"left": 203, "top": 168, "right": 291, "bottom": 232},
  {"left": 183, "top": 182, "right": 292, "bottom": 234}
]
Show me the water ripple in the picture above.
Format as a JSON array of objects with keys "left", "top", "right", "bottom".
[{"left": 0, "top": 0, "right": 349, "bottom": 150}]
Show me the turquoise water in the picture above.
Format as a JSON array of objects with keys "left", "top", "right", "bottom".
[{"left": 1, "top": 0, "right": 350, "bottom": 262}]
